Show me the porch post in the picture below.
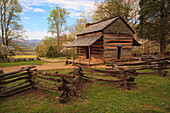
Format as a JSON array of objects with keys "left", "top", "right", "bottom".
[
  {"left": 73, "top": 47, "right": 75, "bottom": 65},
  {"left": 66, "top": 48, "right": 68, "bottom": 64},
  {"left": 79, "top": 47, "right": 81, "bottom": 64},
  {"left": 88, "top": 46, "right": 91, "bottom": 66}
]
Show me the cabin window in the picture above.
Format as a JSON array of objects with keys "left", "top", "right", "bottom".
[
  {"left": 117, "top": 47, "right": 122, "bottom": 59},
  {"left": 86, "top": 47, "right": 89, "bottom": 59}
]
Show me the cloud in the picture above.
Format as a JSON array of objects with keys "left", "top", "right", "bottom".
[
  {"left": 20, "top": 0, "right": 95, "bottom": 11},
  {"left": 69, "top": 11, "right": 82, "bottom": 18},
  {"left": 33, "top": 8, "right": 45, "bottom": 12},
  {"left": 46, "top": 0, "right": 94, "bottom": 11},
  {"left": 26, "top": 30, "right": 50, "bottom": 40},
  {"left": 23, "top": 17, "right": 30, "bottom": 19}
]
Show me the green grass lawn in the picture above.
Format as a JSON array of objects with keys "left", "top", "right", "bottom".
[
  {"left": 0, "top": 68, "right": 170, "bottom": 113},
  {"left": 0, "top": 60, "right": 50, "bottom": 67},
  {"left": 40, "top": 57, "right": 66, "bottom": 60}
]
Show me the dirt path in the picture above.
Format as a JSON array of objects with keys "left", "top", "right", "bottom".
[
  {"left": 40, "top": 58, "right": 65, "bottom": 62},
  {"left": 0, "top": 62, "right": 108, "bottom": 73},
  {"left": 0, "top": 62, "right": 76, "bottom": 73}
]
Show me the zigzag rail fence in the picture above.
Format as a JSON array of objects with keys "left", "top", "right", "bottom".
[
  {"left": 0, "top": 57, "right": 41, "bottom": 63},
  {"left": 0, "top": 63, "right": 139, "bottom": 103},
  {"left": 0, "top": 56, "right": 169, "bottom": 103},
  {"left": 106, "top": 55, "right": 170, "bottom": 77}
]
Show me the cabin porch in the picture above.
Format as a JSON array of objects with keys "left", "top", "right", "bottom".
[{"left": 66, "top": 58, "right": 103, "bottom": 66}]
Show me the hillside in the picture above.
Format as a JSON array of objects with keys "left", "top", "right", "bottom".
[
  {"left": 13, "top": 39, "right": 40, "bottom": 47},
  {"left": 0, "top": 38, "right": 41, "bottom": 48}
]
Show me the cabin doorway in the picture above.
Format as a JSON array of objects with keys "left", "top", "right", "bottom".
[
  {"left": 117, "top": 47, "right": 122, "bottom": 59},
  {"left": 86, "top": 47, "right": 89, "bottom": 59}
]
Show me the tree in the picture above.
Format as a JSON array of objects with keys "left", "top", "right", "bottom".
[
  {"left": 0, "top": 0, "right": 23, "bottom": 58},
  {"left": 92, "top": 0, "right": 132, "bottom": 22},
  {"left": 0, "top": 0, "right": 23, "bottom": 47},
  {"left": 0, "top": 44, "right": 9, "bottom": 59},
  {"left": 47, "top": 6, "right": 69, "bottom": 56},
  {"left": 36, "top": 34, "right": 75, "bottom": 57},
  {"left": 68, "top": 18, "right": 88, "bottom": 36},
  {"left": 36, "top": 36, "right": 56, "bottom": 57},
  {"left": 136, "top": 0, "right": 169, "bottom": 55}
]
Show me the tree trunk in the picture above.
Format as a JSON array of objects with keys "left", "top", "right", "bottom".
[
  {"left": 160, "top": 38, "right": 166, "bottom": 55},
  {"left": 160, "top": 0, "right": 166, "bottom": 55},
  {"left": 57, "top": 35, "right": 60, "bottom": 57}
]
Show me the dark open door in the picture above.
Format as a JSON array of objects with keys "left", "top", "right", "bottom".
[
  {"left": 117, "top": 47, "right": 121, "bottom": 59},
  {"left": 86, "top": 47, "right": 89, "bottom": 59}
]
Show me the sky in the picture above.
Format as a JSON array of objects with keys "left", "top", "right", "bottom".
[{"left": 19, "top": 0, "right": 96, "bottom": 40}]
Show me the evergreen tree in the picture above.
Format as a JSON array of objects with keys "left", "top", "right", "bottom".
[{"left": 136, "top": 0, "right": 169, "bottom": 55}]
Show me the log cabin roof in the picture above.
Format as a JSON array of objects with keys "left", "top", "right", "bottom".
[
  {"left": 66, "top": 35, "right": 102, "bottom": 47},
  {"left": 132, "top": 38, "right": 141, "bottom": 46},
  {"left": 77, "top": 16, "right": 135, "bottom": 36}
]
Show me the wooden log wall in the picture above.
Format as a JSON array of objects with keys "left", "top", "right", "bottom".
[
  {"left": 103, "top": 33, "right": 133, "bottom": 62},
  {"left": 77, "top": 32, "right": 104, "bottom": 63},
  {"left": 103, "top": 18, "right": 134, "bottom": 35},
  {"left": 77, "top": 47, "right": 87, "bottom": 59},
  {"left": 90, "top": 37, "right": 104, "bottom": 63}
]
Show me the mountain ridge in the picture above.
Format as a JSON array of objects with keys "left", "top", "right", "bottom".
[{"left": 0, "top": 38, "right": 41, "bottom": 47}]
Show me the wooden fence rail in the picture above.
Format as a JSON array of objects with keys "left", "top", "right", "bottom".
[
  {"left": 0, "top": 62, "right": 143, "bottom": 103},
  {"left": 0, "top": 66, "right": 79, "bottom": 103},
  {"left": 0, "top": 57, "right": 41, "bottom": 63},
  {"left": 106, "top": 56, "right": 170, "bottom": 77},
  {"left": 0, "top": 66, "right": 35, "bottom": 97},
  {"left": 72, "top": 64, "right": 137, "bottom": 90}
]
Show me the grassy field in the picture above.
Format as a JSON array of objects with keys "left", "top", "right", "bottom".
[
  {"left": 12, "top": 55, "right": 37, "bottom": 59},
  {"left": 40, "top": 57, "right": 66, "bottom": 60},
  {"left": 0, "top": 60, "right": 51, "bottom": 67},
  {"left": 0, "top": 68, "right": 169, "bottom": 113},
  {"left": 0, "top": 55, "right": 64, "bottom": 67}
]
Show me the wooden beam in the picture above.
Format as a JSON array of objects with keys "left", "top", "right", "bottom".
[
  {"left": 79, "top": 47, "right": 81, "bottom": 64},
  {"left": 89, "top": 46, "right": 91, "bottom": 66},
  {"left": 66, "top": 48, "right": 68, "bottom": 64},
  {"left": 73, "top": 47, "right": 75, "bottom": 65}
]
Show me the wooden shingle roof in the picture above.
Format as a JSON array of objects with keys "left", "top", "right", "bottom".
[
  {"left": 132, "top": 38, "right": 141, "bottom": 46},
  {"left": 77, "top": 16, "right": 135, "bottom": 36},
  {"left": 66, "top": 35, "right": 102, "bottom": 47}
]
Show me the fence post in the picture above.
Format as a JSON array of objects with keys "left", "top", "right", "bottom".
[
  {"left": 27, "top": 69, "right": 35, "bottom": 89},
  {"left": 0, "top": 70, "right": 6, "bottom": 97}
]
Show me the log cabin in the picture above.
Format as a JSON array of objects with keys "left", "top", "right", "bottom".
[{"left": 66, "top": 16, "right": 140, "bottom": 65}]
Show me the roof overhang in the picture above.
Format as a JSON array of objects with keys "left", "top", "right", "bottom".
[
  {"left": 66, "top": 35, "right": 102, "bottom": 48},
  {"left": 132, "top": 38, "right": 141, "bottom": 46}
]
